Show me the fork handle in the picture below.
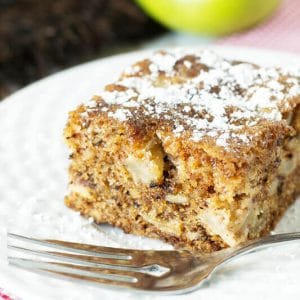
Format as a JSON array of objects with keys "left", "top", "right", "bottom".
[{"left": 230, "top": 232, "right": 300, "bottom": 259}]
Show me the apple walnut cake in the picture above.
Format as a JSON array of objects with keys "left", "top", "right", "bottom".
[{"left": 64, "top": 50, "right": 300, "bottom": 252}]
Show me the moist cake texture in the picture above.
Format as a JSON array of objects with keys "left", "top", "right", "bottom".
[{"left": 64, "top": 49, "right": 300, "bottom": 252}]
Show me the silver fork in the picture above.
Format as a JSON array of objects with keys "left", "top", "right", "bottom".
[{"left": 7, "top": 232, "right": 300, "bottom": 294}]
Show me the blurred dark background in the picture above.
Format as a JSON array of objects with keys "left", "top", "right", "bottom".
[{"left": 0, "top": 0, "right": 165, "bottom": 99}]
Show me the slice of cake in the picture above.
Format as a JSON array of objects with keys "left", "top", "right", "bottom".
[{"left": 64, "top": 50, "right": 300, "bottom": 252}]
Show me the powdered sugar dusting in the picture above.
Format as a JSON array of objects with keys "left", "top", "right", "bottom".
[
  {"left": 84, "top": 49, "right": 300, "bottom": 148},
  {"left": 108, "top": 109, "right": 131, "bottom": 121}
]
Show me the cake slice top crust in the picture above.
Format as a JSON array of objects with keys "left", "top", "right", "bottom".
[{"left": 79, "top": 49, "right": 300, "bottom": 152}]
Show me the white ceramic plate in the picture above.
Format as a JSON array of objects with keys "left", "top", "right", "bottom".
[{"left": 0, "top": 46, "right": 299, "bottom": 300}]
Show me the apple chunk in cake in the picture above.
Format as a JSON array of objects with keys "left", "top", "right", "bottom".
[{"left": 64, "top": 50, "right": 300, "bottom": 252}]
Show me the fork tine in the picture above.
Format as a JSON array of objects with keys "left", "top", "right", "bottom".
[
  {"left": 8, "top": 256, "right": 142, "bottom": 289},
  {"left": 8, "top": 233, "right": 182, "bottom": 267},
  {"left": 8, "top": 257, "right": 148, "bottom": 280},
  {"left": 8, "top": 233, "right": 132, "bottom": 259},
  {"left": 8, "top": 256, "right": 200, "bottom": 292},
  {"left": 8, "top": 244, "right": 142, "bottom": 268}
]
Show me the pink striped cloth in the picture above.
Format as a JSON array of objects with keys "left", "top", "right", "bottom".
[
  {"left": 219, "top": 0, "right": 300, "bottom": 53},
  {"left": 0, "top": 288, "right": 17, "bottom": 300}
]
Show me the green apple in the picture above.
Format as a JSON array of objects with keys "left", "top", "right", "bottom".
[{"left": 135, "top": 0, "right": 280, "bottom": 36}]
